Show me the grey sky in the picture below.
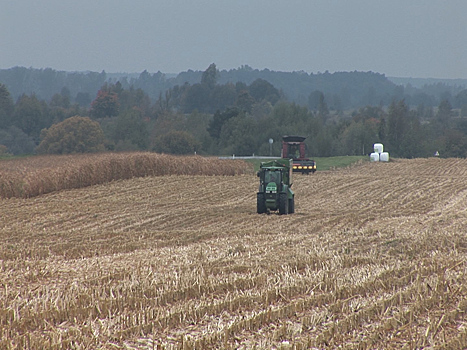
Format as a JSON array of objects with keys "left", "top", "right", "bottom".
[{"left": 2, "top": 0, "right": 466, "bottom": 79}]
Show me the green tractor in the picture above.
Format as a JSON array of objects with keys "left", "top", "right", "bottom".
[{"left": 257, "top": 159, "right": 295, "bottom": 215}]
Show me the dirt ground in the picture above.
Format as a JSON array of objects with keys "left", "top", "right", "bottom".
[{"left": 1, "top": 157, "right": 466, "bottom": 349}]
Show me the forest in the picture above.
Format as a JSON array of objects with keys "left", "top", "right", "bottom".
[{"left": 1, "top": 64, "right": 467, "bottom": 158}]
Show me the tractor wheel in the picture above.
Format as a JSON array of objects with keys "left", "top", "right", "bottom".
[
  {"left": 257, "top": 193, "right": 267, "bottom": 214},
  {"left": 279, "top": 193, "right": 289, "bottom": 215},
  {"left": 288, "top": 196, "right": 295, "bottom": 214}
]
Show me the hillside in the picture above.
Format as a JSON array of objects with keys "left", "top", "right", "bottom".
[
  {"left": 3, "top": 67, "right": 466, "bottom": 112},
  {"left": 388, "top": 76, "right": 467, "bottom": 89},
  {"left": 1, "top": 67, "right": 397, "bottom": 109},
  {"left": 1, "top": 158, "right": 467, "bottom": 348}
]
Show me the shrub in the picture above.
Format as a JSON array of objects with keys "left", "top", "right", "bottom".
[
  {"left": 36, "top": 116, "right": 105, "bottom": 154},
  {"left": 153, "top": 130, "right": 200, "bottom": 155}
]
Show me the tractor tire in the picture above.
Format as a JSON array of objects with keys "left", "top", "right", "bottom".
[
  {"left": 257, "top": 193, "right": 267, "bottom": 214},
  {"left": 288, "top": 196, "right": 295, "bottom": 214},
  {"left": 279, "top": 193, "right": 289, "bottom": 215}
]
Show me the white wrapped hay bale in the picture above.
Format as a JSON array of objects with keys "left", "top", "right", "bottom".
[
  {"left": 379, "top": 152, "right": 390, "bottom": 162},
  {"left": 370, "top": 152, "right": 380, "bottom": 162},
  {"left": 373, "top": 143, "right": 383, "bottom": 154}
]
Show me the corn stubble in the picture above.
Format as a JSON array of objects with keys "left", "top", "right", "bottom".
[{"left": 1, "top": 157, "right": 467, "bottom": 349}]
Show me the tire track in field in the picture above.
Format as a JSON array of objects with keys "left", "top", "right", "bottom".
[{"left": 2, "top": 158, "right": 467, "bottom": 349}]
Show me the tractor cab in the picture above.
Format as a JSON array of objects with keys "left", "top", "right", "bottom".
[{"left": 264, "top": 169, "right": 281, "bottom": 185}]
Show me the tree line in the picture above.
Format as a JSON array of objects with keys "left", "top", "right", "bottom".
[
  {"left": 1, "top": 63, "right": 467, "bottom": 158},
  {"left": 2, "top": 65, "right": 467, "bottom": 111}
]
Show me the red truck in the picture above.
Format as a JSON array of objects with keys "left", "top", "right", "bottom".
[{"left": 281, "top": 135, "right": 316, "bottom": 174}]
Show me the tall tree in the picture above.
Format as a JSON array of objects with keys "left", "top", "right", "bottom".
[
  {"left": 318, "top": 93, "right": 329, "bottom": 123},
  {"left": 218, "top": 114, "right": 258, "bottom": 156},
  {"left": 0, "top": 126, "right": 35, "bottom": 155},
  {"left": 0, "top": 84, "right": 14, "bottom": 129},
  {"left": 398, "top": 110, "right": 424, "bottom": 158},
  {"left": 236, "top": 90, "right": 255, "bottom": 114},
  {"left": 340, "top": 118, "right": 379, "bottom": 156},
  {"left": 436, "top": 99, "right": 452, "bottom": 125},
  {"left": 387, "top": 100, "right": 409, "bottom": 156},
  {"left": 248, "top": 78, "right": 281, "bottom": 105},
  {"left": 308, "top": 90, "right": 324, "bottom": 111},
  {"left": 49, "top": 92, "right": 71, "bottom": 109},
  {"left": 181, "top": 83, "right": 211, "bottom": 113},
  {"left": 454, "top": 89, "right": 467, "bottom": 117},
  {"left": 75, "top": 92, "right": 92, "bottom": 107},
  {"left": 201, "top": 63, "right": 218, "bottom": 89},
  {"left": 208, "top": 107, "right": 241, "bottom": 139},
  {"left": 13, "top": 94, "right": 50, "bottom": 141},
  {"left": 112, "top": 109, "right": 149, "bottom": 150},
  {"left": 90, "top": 90, "right": 119, "bottom": 119},
  {"left": 438, "top": 129, "right": 467, "bottom": 158},
  {"left": 209, "top": 83, "right": 237, "bottom": 112}
]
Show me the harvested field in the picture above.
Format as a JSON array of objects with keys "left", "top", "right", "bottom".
[{"left": 1, "top": 157, "right": 467, "bottom": 349}]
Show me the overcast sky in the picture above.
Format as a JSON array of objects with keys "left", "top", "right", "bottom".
[{"left": 2, "top": 0, "right": 466, "bottom": 79}]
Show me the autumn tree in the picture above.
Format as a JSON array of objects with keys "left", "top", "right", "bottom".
[
  {"left": 90, "top": 90, "right": 119, "bottom": 119},
  {"left": 0, "top": 144, "right": 9, "bottom": 157},
  {"left": 36, "top": 116, "right": 105, "bottom": 154}
]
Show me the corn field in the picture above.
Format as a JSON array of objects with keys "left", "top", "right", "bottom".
[
  {"left": 0, "top": 152, "right": 252, "bottom": 199},
  {"left": 1, "top": 157, "right": 466, "bottom": 349}
]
